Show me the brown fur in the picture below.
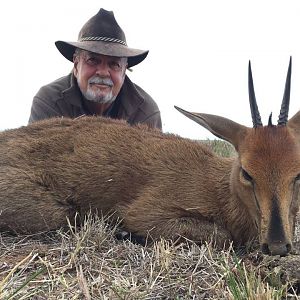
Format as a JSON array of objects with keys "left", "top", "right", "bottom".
[{"left": 0, "top": 112, "right": 300, "bottom": 255}]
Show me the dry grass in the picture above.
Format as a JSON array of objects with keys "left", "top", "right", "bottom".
[
  {"left": 0, "top": 214, "right": 227, "bottom": 299},
  {"left": 0, "top": 214, "right": 300, "bottom": 299},
  {"left": 1, "top": 140, "right": 300, "bottom": 299},
  {"left": 202, "top": 139, "right": 236, "bottom": 158}
]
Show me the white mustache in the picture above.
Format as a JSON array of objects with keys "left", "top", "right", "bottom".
[{"left": 88, "top": 77, "right": 113, "bottom": 87}]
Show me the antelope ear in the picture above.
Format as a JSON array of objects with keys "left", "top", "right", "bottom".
[
  {"left": 287, "top": 110, "right": 300, "bottom": 137},
  {"left": 174, "top": 106, "right": 248, "bottom": 149}
]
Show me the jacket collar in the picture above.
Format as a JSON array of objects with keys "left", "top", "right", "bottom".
[
  {"left": 62, "top": 73, "right": 84, "bottom": 108},
  {"left": 117, "top": 76, "right": 144, "bottom": 116}
]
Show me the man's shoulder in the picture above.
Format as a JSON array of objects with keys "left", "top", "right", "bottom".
[
  {"left": 131, "top": 82, "right": 161, "bottom": 121},
  {"left": 134, "top": 84, "right": 157, "bottom": 106},
  {"left": 121, "top": 76, "right": 161, "bottom": 128},
  {"left": 35, "top": 74, "right": 72, "bottom": 102},
  {"left": 123, "top": 76, "right": 159, "bottom": 111}
]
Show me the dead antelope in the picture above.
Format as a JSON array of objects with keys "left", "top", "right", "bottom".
[{"left": 0, "top": 59, "right": 300, "bottom": 256}]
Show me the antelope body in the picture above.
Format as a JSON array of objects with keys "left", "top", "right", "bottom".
[{"left": 1, "top": 60, "right": 300, "bottom": 256}]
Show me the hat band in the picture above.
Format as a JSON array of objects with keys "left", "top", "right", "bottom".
[{"left": 79, "top": 36, "right": 127, "bottom": 46}]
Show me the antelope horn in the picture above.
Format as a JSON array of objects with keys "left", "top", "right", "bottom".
[
  {"left": 268, "top": 112, "right": 273, "bottom": 127},
  {"left": 248, "top": 61, "right": 263, "bottom": 127},
  {"left": 277, "top": 57, "right": 292, "bottom": 126}
]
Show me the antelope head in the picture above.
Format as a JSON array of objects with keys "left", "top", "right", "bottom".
[{"left": 175, "top": 58, "right": 300, "bottom": 256}]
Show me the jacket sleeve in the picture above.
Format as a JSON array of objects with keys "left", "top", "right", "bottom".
[{"left": 142, "top": 111, "right": 162, "bottom": 130}]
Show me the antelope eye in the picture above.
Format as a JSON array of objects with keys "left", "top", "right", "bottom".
[
  {"left": 242, "top": 168, "right": 253, "bottom": 182},
  {"left": 295, "top": 174, "right": 300, "bottom": 181}
]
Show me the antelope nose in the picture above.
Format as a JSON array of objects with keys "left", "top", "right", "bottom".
[{"left": 261, "top": 242, "right": 292, "bottom": 256}]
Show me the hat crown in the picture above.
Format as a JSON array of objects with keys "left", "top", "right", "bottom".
[{"left": 78, "top": 8, "right": 127, "bottom": 44}]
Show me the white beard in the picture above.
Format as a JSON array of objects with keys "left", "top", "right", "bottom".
[{"left": 79, "top": 76, "right": 117, "bottom": 104}]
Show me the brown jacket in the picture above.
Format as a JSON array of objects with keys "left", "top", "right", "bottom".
[{"left": 29, "top": 73, "right": 162, "bottom": 129}]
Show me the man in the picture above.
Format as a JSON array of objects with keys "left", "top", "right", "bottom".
[{"left": 29, "top": 8, "right": 162, "bottom": 129}]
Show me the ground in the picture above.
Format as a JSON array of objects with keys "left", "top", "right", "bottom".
[{"left": 0, "top": 214, "right": 300, "bottom": 299}]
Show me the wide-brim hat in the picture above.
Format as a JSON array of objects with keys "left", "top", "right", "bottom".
[{"left": 55, "top": 8, "right": 148, "bottom": 68}]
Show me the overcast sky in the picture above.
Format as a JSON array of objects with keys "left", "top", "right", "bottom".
[{"left": 1, "top": 0, "right": 300, "bottom": 139}]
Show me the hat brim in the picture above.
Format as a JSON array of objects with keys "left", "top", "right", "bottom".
[{"left": 55, "top": 40, "right": 148, "bottom": 68}]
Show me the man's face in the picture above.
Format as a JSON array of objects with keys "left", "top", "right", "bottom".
[{"left": 73, "top": 50, "right": 127, "bottom": 104}]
